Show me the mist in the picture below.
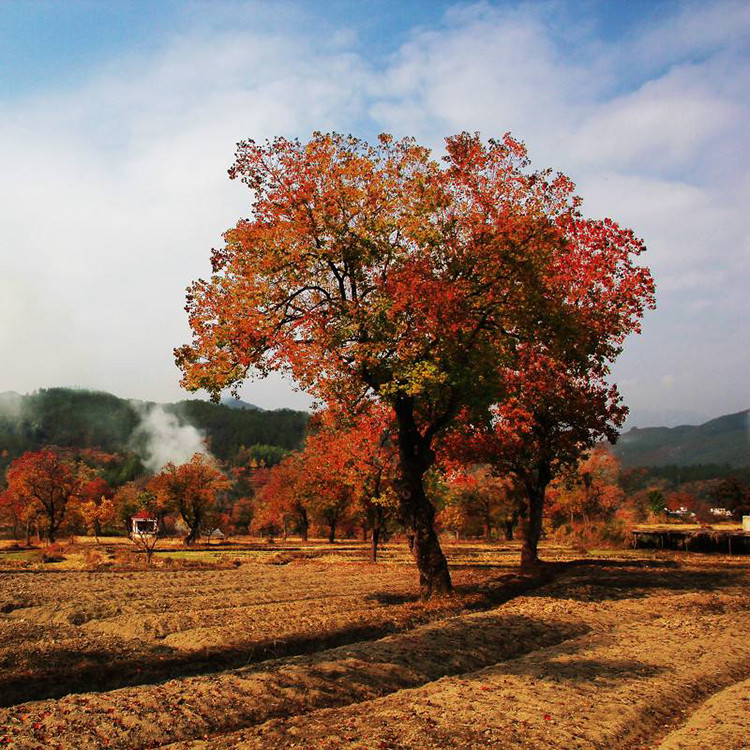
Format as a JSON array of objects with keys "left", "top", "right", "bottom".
[
  {"left": 0, "top": 391, "right": 24, "bottom": 422},
  {"left": 130, "top": 403, "right": 209, "bottom": 472}
]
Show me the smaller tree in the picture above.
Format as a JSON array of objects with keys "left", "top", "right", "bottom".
[
  {"left": 230, "top": 496, "right": 255, "bottom": 535},
  {"left": 711, "top": 477, "right": 750, "bottom": 520},
  {"left": 259, "top": 454, "right": 311, "bottom": 540},
  {"left": 311, "top": 407, "right": 400, "bottom": 561},
  {"left": 4, "top": 449, "right": 83, "bottom": 542},
  {"left": 343, "top": 413, "right": 399, "bottom": 563},
  {"left": 549, "top": 447, "right": 624, "bottom": 530},
  {"left": 445, "top": 465, "right": 523, "bottom": 542},
  {"left": 150, "top": 454, "right": 230, "bottom": 545},
  {"left": 77, "top": 476, "right": 115, "bottom": 541},
  {"left": 0, "top": 485, "right": 40, "bottom": 545},
  {"left": 436, "top": 500, "right": 468, "bottom": 541},
  {"left": 79, "top": 497, "right": 116, "bottom": 543}
]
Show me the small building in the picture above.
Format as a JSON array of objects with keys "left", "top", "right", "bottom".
[
  {"left": 207, "top": 527, "right": 226, "bottom": 542},
  {"left": 131, "top": 511, "right": 158, "bottom": 537}
]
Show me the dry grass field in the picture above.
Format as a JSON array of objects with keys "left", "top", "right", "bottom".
[{"left": 0, "top": 537, "right": 748, "bottom": 749}]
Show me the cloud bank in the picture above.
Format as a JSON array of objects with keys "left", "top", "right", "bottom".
[{"left": 0, "top": 1, "right": 747, "bottom": 426}]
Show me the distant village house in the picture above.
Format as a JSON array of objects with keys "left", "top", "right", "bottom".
[{"left": 130, "top": 511, "right": 158, "bottom": 537}]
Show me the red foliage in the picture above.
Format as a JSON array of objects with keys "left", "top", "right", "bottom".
[
  {"left": 149, "top": 454, "right": 230, "bottom": 545},
  {"left": 3, "top": 450, "right": 84, "bottom": 542},
  {"left": 176, "top": 131, "right": 654, "bottom": 593}
]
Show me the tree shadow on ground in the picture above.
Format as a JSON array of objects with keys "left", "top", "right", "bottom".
[
  {"left": 529, "top": 563, "right": 747, "bottom": 602},
  {"left": 0, "top": 621, "right": 402, "bottom": 707},
  {"left": 1, "top": 566, "right": 561, "bottom": 707},
  {"left": 365, "top": 566, "right": 554, "bottom": 608},
  {"left": 469, "top": 632, "right": 667, "bottom": 688}
]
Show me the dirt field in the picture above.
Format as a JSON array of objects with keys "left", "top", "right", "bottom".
[{"left": 0, "top": 538, "right": 748, "bottom": 749}]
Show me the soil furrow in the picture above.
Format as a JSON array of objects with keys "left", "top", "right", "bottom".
[
  {"left": 167, "top": 600, "right": 750, "bottom": 749},
  {"left": 652, "top": 676, "right": 750, "bottom": 750},
  {"left": 0, "top": 567, "right": 551, "bottom": 706},
  {"left": 0, "top": 597, "right": 585, "bottom": 748}
]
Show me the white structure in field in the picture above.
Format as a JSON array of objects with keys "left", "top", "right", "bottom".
[
  {"left": 743, "top": 516, "right": 750, "bottom": 532},
  {"left": 131, "top": 511, "right": 158, "bottom": 537}
]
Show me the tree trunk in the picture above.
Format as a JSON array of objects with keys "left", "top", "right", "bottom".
[
  {"left": 504, "top": 520, "right": 515, "bottom": 541},
  {"left": 185, "top": 523, "right": 199, "bottom": 545},
  {"left": 401, "top": 483, "right": 452, "bottom": 598},
  {"left": 398, "top": 458, "right": 452, "bottom": 599},
  {"left": 328, "top": 519, "right": 336, "bottom": 544},
  {"left": 370, "top": 505, "right": 384, "bottom": 564},
  {"left": 520, "top": 464, "right": 550, "bottom": 568},
  {"left": 394, "top": 398, "right": 452, "bottom": 599},
  {"left": 484, "top": 523, "right": 492, "bottom": 542},
  {"left": 300, "top": 509, "right": 309, "bottom": 542},
  {"left": 371, "top": 525, "right": 380, "bottom": 563}
]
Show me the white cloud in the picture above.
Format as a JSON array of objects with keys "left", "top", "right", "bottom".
[
  {"left": 371, "top": 3, "right": 598, "bottom": 150},
  {"left": 630, "top": 0, "right": 750, "bottom": 67},
  {"left": 0, "top": 20, "right": 367, "bottom": 409},
  {"left": 567, "top": 63, "right": 740, "bottom": 174},
  {"left": 0, "top": 0, "right": 747, "bottom": 423}
]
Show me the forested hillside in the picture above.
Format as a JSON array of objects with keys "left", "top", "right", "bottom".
[
  {"left": 613, "top": 409, "right": 749, "bottom": 468},
  {"left": 0, "top": 388, "right": 308, "bottom": 474}
]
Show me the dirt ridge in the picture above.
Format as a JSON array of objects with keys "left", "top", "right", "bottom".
[{"left": 0, "top": 600, "right": 585, "bottom": 748}]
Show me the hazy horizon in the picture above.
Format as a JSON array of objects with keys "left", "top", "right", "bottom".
[{"left": 2, "top": 384, "right": 747, "bottom": 433}]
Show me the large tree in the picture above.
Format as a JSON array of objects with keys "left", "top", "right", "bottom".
[{"left": 176, "top": 132, "right": 653, "bottom": 596}]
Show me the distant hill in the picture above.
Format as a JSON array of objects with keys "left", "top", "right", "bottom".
[
  {"left": 613, "top": 409, "right": 749, "bottom": 468},
  {"left": 0, "top": 388, "right": 308, "bottom": 473},
  {"left": 220, "top": 396, "right": 263, "bottom": 411}
]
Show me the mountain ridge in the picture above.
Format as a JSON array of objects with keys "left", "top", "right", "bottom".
[{"left": 613, "top": 409, "right": 749, "bottom": 468}]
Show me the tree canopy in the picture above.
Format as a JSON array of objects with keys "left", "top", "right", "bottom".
[{"left": 176, "top": 131, "right": 654, "bottom": 596}]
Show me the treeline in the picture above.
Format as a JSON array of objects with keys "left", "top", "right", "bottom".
[
  {"left": 2, "top": 434, "right": 749, "bottom": 556},
  {"left": 0, "top": 388, "right": 308, "bottom": 474},
  {"left": 2, "top": 390, "right": 748, "bottom": 557},
  {"left": 622, "top": 463, "right": 750, "bottom": 489}
]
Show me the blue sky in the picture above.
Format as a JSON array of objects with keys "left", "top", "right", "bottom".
[
  {"left": 0, "top": 1, "right": 691, "bottom": 98},
  {"left": 0, "top": 0, "right": 747, "bottom": 427}
]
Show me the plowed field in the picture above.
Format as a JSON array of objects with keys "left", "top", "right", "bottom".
[{"left": 1, "top": 540, "right": 748, "bottom": 749}]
